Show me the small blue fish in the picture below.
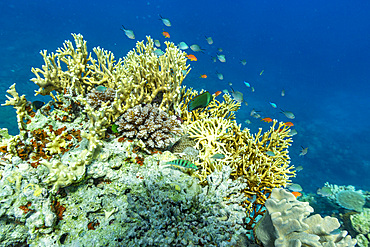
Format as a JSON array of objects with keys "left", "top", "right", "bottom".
[
  {"left": 269, "top": 102, "right": 277, "bottom": 108},
  {"left": 265, "top": 151, "right": 276, "bottom": 157},
  {"left": 188, "top": 91, "right": 213, "bottom": 111},
  {"left": 96, "top": 85, "right": 107, "bottom": 92},
  {"left": 166, "top": 159, "right": 198, "bottom": 170},
  {"left": 244, "top": 81, "right": 250, "bottom": 87}
]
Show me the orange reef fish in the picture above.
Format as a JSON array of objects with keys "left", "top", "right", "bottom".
[
  {"left": 200, "top": 74, "right": 207, "bottom": 78},
  {"left": 284, "top": 122, "right": 294, "bottom": 127},
  {"left": 261, "top": 117, "right": 273, "bottom": 123},
  {"left": 214, "top": 91, "right": 222, "bottom": 97},
  {"left": 186, "top": 54, "right": 197, "bottom": 61},
  {"left": 292, "top": 191, "right": 302, "bottom": 198},
  {"left": 162, "top": 31, "right": 170, "bottom": 38}
]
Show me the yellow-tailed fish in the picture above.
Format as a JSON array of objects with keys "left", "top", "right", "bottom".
[
  {"left": 217, "top": 54, "right": 226, "bottom": 62},
  {"left": 187, "top": 91, "right": 213, "bottom": 111},
  {"left": 190, "top": 44, "right": 205, "bottom": 52},
  {"left": 121, "top": 25, "right": 135, "bottom": 39},
  {"left": 159, "top": 15, "right": 171, "bottom": 27},
  {"left": 205, "top": 36, "right": 213, "bottom": 44},
  {"left": 280, "top": 109, "right": 295, "bottom": 119}
]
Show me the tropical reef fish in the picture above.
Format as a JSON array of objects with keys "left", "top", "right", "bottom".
[
  {"left": 229, "top": 87, "right": 243, "bottom": 103},
  {"left": 288, "top": 183, "right": 303, "bottom": 192},
  {"left": 240, "top": 59, "right": 247, "bottom": 65},
  {"left": 211, "top": 57, "right": 217, "bottom": 62},
  {"left": 121, "top": 25, "right": 135, "bottom": 39},
  {"left": 260, "top": 70, "right": 264, "bottom": 75},
  {"left": 153, "top": 49, "right": 165, "bottom": 56},
  {"left": 291, "top": 191, "right": 302, "bottom": 198},
  {"left": 199, "top": 74, "right": 207, "bottom": 78},
  {"left": 222, "top": 89, "right": 229, "bottom": 94},
  {"left": 244, "top": 81, "right": 250, "bottom": 87},
  {"left": 216, "top": 72, "right": 224, "bottom": 80},
  {"left": 265, "top": 151, "right": 276, "bottom": 157},
  {"left": 186, "top": 54, "right": 197, "bottom": 61},
  {"left": 295, "top": 165, "right": 303, "bottom": 172},
  {"left": 261, "top": 117, "right": 273, "bottom": 123},
  {"left": 190, "top": 44, "right": 204, "bottom": 52},
  {"left": 289, "top": 129, "right": 298, "bottom": 136},
  {"left": 159, "top": 15, "right": 171, "bottom": 27},
  {"left": 154, "top": 39, "right": 161, "bottom": 47},
  {"left": 269, "top": 102, "right": 277, "bottom": 108},
  {"left": 217, "top": 54, "right": 226, "bottom": 62},
  {"left": 210, "top": 153, "right": 225, "bottom": 159},
  {"left": 251, "top": 87, "right": 255, "bottom": 92},
  {"left": 317, "top": 186, "right": 333, "bottom": 197},
  {"left": 162, "top": 31, "right": 170, "bottom": 38},
  {"left": 280, "top": 109, "right": 295, "bottom": 119},
  {"left": 166, "top": 159, "right": 198, "bottom": 170},
  {"left": 214, "top": 91, "right": 222, "bottom": 97},
  {"left": 31, "top": 101, "right": 45, "bottom": 111},
  {"left": 205, "top": 36, "right": 213, "bottom": 44},
  {"left": 111, "top": 124, "right": 119, "bottom": 133},
  {"left": 178, "top": 42, "right": 189, "bottom": 50},
  {"left": 218, "top": 48, "right": 223, "bottom": 52},
  {"left": 228, "top": 82, "right": 232, "bottom": 86},
  {"left": 250, "top": 109, "right": 261, "bottom": 119},
  {"left": 188, "top": 91, "right": 213, "bottom": 111},
  {"left": 96, "top": 85, "right": 107, "bottom": 92},
  {"left": 299, "top": 146, "right": 308, "bottom": 156},
  {"left": 244, "top": 119, "right": 251, "bottom": 124},
  {"left": 284, "top": 122, "right": 294, "bottom": 127},
  {"left": 281, "top": 89, "right": 285, "bottom": 96}
]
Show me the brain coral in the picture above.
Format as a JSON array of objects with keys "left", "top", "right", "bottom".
[
  {"left": 115, "top": 103, "right": 182, "bottom": 149},
  {"left": 336, "top": 190, "right": 365, "bottom": 212}
]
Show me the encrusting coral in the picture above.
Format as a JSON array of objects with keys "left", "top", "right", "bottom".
[
  {"left": 115, "top": 103, "right": 182, "bottom": 149},
  {"left": 254, "top": 188, "right": 357, "bottom": 247}
]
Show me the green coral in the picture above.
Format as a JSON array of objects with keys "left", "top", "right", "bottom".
[{"left": 351, "top": 208, "right": 370, "bottom": 234}]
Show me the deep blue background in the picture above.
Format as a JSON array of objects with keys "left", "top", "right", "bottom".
[{"left": 1, "top": 0, "right": 369, "bottom": 193}]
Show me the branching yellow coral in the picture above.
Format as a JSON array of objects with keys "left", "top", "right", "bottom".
[{"left": 186, "top": 117, "right": 295, "bottom": 229}]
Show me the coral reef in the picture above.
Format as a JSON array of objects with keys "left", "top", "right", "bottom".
[
  {"left": 350, "top": 208, "right": 370, "bottom": 247},
  {"left": 186, "top": 116, "right": 295, "bottom": 228},
  {"left": 115, "top": 103, "right": 182, "bottom": 149},
  {"left": 254, "top": 188, "right": 357, "bottom": 247}
]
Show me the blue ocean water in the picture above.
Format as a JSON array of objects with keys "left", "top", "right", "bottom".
[{"left": 0, "top": 0, "right": 369, "bottom": 194}]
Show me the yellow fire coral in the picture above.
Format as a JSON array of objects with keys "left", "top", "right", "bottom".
[{"left": 185, "top": 117, "right": 295, "bottom": 228}]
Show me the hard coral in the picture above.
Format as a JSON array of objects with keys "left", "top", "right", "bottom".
[
  {"left": 86, "top": 87, "right": 116, "bottom": 110},
  {"left": 186, "top": 117, "right": 295, "bottom": 229},
  {"left": 115, "top": 104, "right": 182, "bottom": 149}
]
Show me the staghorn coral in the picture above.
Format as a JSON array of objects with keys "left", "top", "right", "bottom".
[
  {"left": 254, "top": 188, "right": 357, "bottom": 247},
  {"left": 115, "top": 103, "right": 182, "bottom": 149},
  {"left": 186, "top": 117, "right": 295, "bottom": 229},
  {"left": 31, "top": 34, "right": 189, "bottom": 124}
]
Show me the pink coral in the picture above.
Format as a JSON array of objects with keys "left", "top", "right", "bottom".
[{"left": 115, "top": 104, "right": 182, "bottom": 149}]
